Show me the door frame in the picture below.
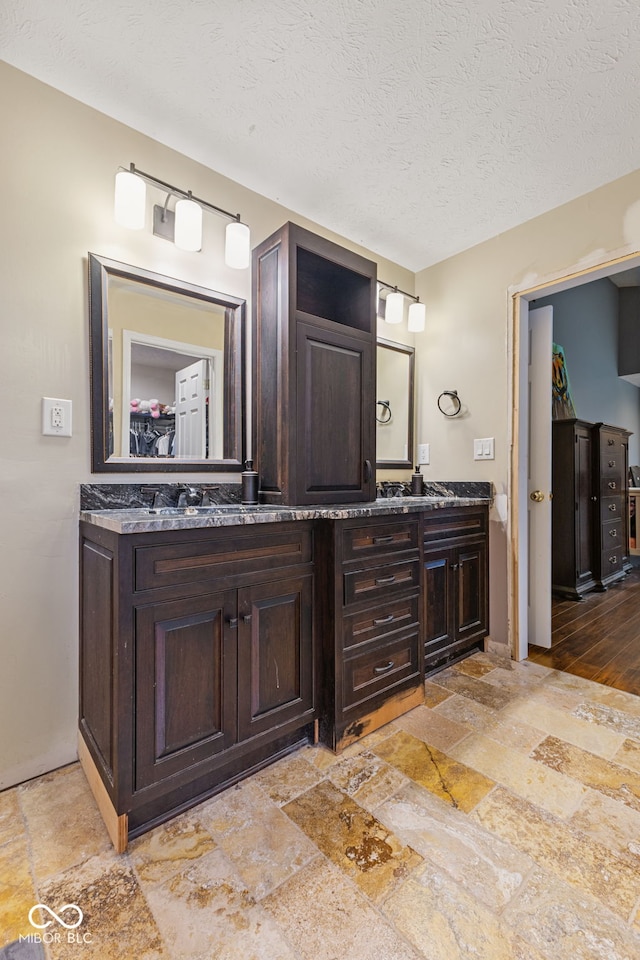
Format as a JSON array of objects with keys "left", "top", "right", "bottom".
[{"left": 508, "top": 250, "right": 640, "bottom": 660}]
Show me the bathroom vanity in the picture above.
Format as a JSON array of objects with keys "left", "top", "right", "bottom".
[{"left": 79, "top": 494, "right": 490, "bottom": 851}]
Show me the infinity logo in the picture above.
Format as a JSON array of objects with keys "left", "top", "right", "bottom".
[{"left": 28, "top": 904, "right": 84, "bottom": 930}]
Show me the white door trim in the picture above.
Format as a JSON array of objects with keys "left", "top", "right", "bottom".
[{"left": 508, "top": 249, "right": 640, "bottom": 661}]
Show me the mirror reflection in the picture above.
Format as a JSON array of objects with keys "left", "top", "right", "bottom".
[
  {"left": 89, "top": 254, "right": 246, "bottom": 473},
  {"left": 376, "top": 338, "right": 415, "bottom": 470}
]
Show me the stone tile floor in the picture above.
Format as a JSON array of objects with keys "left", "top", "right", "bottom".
[{"left": 2, "top": 652, "right": 640, "bottom": 959}]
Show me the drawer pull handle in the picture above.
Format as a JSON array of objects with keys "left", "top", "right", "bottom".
[
  {"left": 608, "top": 504, "right": 616, "bottom": 512},
  {"left": 609, "top": 529, "right": 617, "bottom": 538},
  {"left": 609, "top": 556, "right": 618, "bottom": 564},
  {"left": 374, "top": 661, "right": 395, "bottom": 675},
  {"left": 373, "top": 535, "right": 395, "bottom": 544},
  {"left": 608, "top": 481, "right": 616, "bottom": 489},
  {"left": 243, "top": 614, "right": 253, "bottom": 623},
  {"left": 227, "top": 617, "right": 238, "bottom": 629},
  {"left": 373, "top": 614, "right": 395, "bottom": 625},
  {"left": 608, "top": 438, "right": 615, "bottom": 445},
  {"left": 375, "top": 575, "right": 396, "bottom": 585},
  {"left": 609, "top": 460, "right": 616, "bottom": 468}
]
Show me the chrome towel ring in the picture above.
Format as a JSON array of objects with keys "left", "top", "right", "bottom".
[{"left": 437, "top": 390, "right": 462, "bottom": 417}]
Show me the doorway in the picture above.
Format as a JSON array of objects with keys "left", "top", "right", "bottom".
[{"left": 510, "top": 251, "right": 640, "bottom": 679}]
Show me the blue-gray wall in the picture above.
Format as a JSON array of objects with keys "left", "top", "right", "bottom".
[{"left": 534, "top": 277, "right": 640, "bottom": 463}]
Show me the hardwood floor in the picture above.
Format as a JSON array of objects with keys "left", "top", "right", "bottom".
[{"left": 528, "top": 567, "right": 640, "bottom": 694}]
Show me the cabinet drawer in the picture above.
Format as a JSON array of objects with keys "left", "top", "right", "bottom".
[
  {"left": 342, "top": 518, "right": 419, "bottom": 561},
  {"left": 600, "top": 547, "right": 622, "bottom": 575},
  {"left": 134, "top": 526, "right": 312, "bottom": 591},
  {"left": 600, "top": 476, "right": 622, "bottom": 496},
  {"left": 600, "top": 453, "right": 622, "bottom": 478},
  {"left": 423, "top": 508, "right": 487, "bottom": 544},
  {"left": 601, "top": 518, "right": 623, "bottom": 545},
  {"left": 343, "top": 557, "right": 420, "bottom": 606},
  {"left": 343, "top": 594, "right": 420, "bottom": 650},
  {"left": 343, "top": 631, "right": 420, "bottom": 710},
  {"left": 601, "top": 496, "right": 622, "bottom": 519}
]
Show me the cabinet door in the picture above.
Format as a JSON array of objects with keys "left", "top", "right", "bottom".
[
  {"left": 423, "top": 546, "right": 455, "bottom": 666},
  {"left": 237, "top": 575, "right": 314, "bottom": 741},
  {"left": 134, "top": 591, "right": 236, "bottom": 791},
  {"left": 456, "top": 540, "right": 488, "bottom": 642},
  {"left": 296, "top": 320, "right": 375, "bottom": 504}
]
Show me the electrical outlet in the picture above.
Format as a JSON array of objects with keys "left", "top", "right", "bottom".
[
  {"left": 42, "top": 397, "right": 72, "bottom": 437},
  {"left": 417, "top": 443, "right": 430, "bottom": 465}
]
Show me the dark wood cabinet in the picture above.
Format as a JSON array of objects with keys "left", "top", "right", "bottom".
[
  {"left": 551, "top": 419, "right": 596, "bottom": 600},
  {"left": 79, "top": 521, "right": 315, "bottom": 849},
  {"left": 422, "top": 506, "right": 489, "bottom": 674},
  {"left": 317, "top": 514, "right": 424, "bottom": 752},
  {"left": 552, "top": 419, "right": 631, "bottom": 600},
  {"left": 253, "top": 222, "right": 377, "bottom": 505},
  {"left": 593, "top": 422, "right": 630, "bottom": 589}
]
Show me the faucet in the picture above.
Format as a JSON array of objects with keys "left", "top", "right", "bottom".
[
  {"left": 200, "top": 485, "right": 220, "bottom": 507},
  {"left": 176, "top": 485, "right": 202, "bottom": 507},
  {"left": 141, "top": 486, "right": 163, "bottom": 509}
]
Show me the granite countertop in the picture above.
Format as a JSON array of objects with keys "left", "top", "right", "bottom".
[{"left": 80, "top": 494, "right": 493, "bottom": 534}]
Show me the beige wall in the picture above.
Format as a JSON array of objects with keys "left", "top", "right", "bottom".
[
  {"left": 0, "top": 62, "right": 412, "bottom": 789},
  {"left": 413, "top": 171, "right": 640, "bottom": 652}
]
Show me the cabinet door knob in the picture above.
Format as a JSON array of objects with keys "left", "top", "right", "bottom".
[
  {"left": 450, "top": 562, "right": 459, "bottom": 570},
  {"left": 242, "top": 614, "right": 253, "bottom": 623},
  {"left": 373, "top": 661, "right": 395, "bottom": 675},
  {"left": 227, "top": 617, "right": 238, "bottom": 629}
]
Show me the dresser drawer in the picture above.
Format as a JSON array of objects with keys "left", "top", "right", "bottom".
[
  {"left": 600, "top": 476, "right": 622, "bottom": 497},
  {"left": 600, "top": 452, "right": 622, "bottom": 479},
  {"left": 342, "top": 630, "right": 420, "bottom": 710},
  {"left": 601, "top": 496, "right": 622, "bottom": 519},
  {"left": 343, "top": 594, "right": 420, "bottom": 650},
  {"left": 601, "top": 518, "right": 623, "bottom": 545},
  {"left": 342, "top": 518, "right": 419, "bottom": 561},
  {"left": 600, "top": 548, "right": 623, "bottom": 576},
  {"left": 343, "top": 557, "right": 420, "bottom": 607},
  {"left": 134, "top": 526, "right": 312, "bottom": 591}
]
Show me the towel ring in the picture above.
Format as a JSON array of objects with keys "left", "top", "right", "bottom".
[
  {"left": 437, "top": 390, "right": 462, "bottom": 417},
  {"left": 376, "top": 400, "right": 392, "bottom": 423}
]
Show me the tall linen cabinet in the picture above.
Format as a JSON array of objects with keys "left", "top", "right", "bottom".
[{"left": 252, "top": 222, "right": 377, "bottom": 506}]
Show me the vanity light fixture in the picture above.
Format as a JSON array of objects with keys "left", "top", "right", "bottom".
[
  {"left": 407, "top": 299, "right": 426, "bottom": 332},
  {"left": 379, "top": 281, "right": 424, "bottom": 331},
  {"left": 113, "top": 163, "right": 251, "bottom": 269}
]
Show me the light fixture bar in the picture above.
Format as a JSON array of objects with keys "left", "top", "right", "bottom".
[
  {"left": 123, "top": 163, "right": 243, "bottom": 225},
  {"left": 378, "top": 279, "right": 420, "bottom": 303}
]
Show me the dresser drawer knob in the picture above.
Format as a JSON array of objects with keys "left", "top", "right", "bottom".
[
  {"left": 608, "top": 438, "right": 615, "bottom": 445},
  {"left": 608, "top": 460, "right": 616, "bottom": 468},
  {"left": 608, "top": 504, "right": 616, "bottom": 512},
  {"left": 373, "top": 535, "right": 395, "bottom": 544},
  {"left": 373, "top": 660, "right": 395, "bottom": 675},
  {"left": 608, "top": 481, "right": 616, "bottom": 489},
  {"left": 375, "top": 574, "right": 396, "bottom": 585},
  {"left": 609, "top": 529, "right": 617, "bottom": 537},
  {"left": 373, "top": 614, "right": 395, "bottom": 625},
  {"left": 609, "top": 556, "right": 618, "bottom": 564}
]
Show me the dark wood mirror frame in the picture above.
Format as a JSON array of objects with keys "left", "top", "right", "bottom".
[
  {"left": 88, "top": 253, "right": 247, "bottom": 473},
  {"left": 376, "top": 337, "right": 415, "bottom": 470}
]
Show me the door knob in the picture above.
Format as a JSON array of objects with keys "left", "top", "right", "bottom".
[{"left": 530, "top": 490, "right": 544, "bottom": 502}]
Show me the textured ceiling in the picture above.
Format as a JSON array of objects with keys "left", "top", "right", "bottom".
[{"left": 2, "top": 0, "right": 640, "bottom": 271}]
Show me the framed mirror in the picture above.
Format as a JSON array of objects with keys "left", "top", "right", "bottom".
[
  {"left": 376, "top": 337, "right": 415, "bottom": 470},
  {"left": 89, "top": 253, "right": 246, "bottom": 472}
]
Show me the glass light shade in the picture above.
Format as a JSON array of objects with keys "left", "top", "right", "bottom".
[
  {"left": 385, "top": 291, "right": 404, "bottom": 325},
  {"left": 408, "top": 300, "right": 426, "bottom": 332},
  {"left": 114, "top": 171, "right": 146, "bottom": 230},
  {"left": 174, "top": 198, "right": 203, "bottom": 251},
  {"left": 225, "top": 221, "right": 251, "bottom": 269}
]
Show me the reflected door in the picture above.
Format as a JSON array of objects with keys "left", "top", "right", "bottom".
[{"left": 175, "top": 359, "right": 209, "bottom": 458}]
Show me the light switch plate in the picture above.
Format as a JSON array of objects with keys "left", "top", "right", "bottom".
[
  {"left": 474, "top": 437, "right": 494, "bottom": 460},
  {"left": 42, "top": 397, "right": 72, "bottom": 437}
]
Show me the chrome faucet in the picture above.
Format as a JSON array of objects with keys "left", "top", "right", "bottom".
[
  {"left": 200, "top": 485, "right": 220, "bottom": 506},
  {"left": 176, "top": 485, "right": 202, "bottom": 507},
  {"left": 141, "top": 486, "right": 163, "bottom": 509}
]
